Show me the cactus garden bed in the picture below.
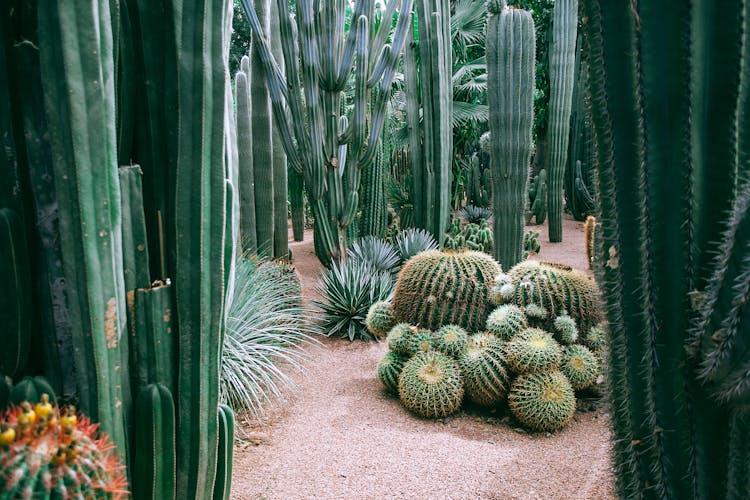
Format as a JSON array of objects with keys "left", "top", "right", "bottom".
[{"left": 232, "top": 217, "right": 615, "bottom": 498}]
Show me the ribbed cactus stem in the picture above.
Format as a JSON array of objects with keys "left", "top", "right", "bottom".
[
  {"left": 487, "top": 4, "right": 536, "bottom": 268},
  {"left": 38, "top": 0, "right": 131, "bottom": 461},
  {"left": 134, "top": 383, "right": 176, "bottom": 500},
  {"left": 270, "top": 0, "right": 289, "bottom": 259},
  {"left": 235, "top": 66, "right": 258, "bottom": 253},
  {"left": 289, "top": 167, "right": 305, "bottom": 241},
  {"left": 546, "top": 0, "right": 577, "bottom": 242}
]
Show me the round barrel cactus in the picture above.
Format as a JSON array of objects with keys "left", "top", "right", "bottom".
[
  {"left": 392, "top": 250, "right": 502, "bottom": 332},
  {"left": 398, "top": 352, "right": 464, "bottom": 419},
  {"left": 377, "top": 351, "right": 407, "bottom": 394},
  {"left": 506, "top": 328, "right": 563, "bottom": 374},
  {"left": 459, "top": 333, "right": 510, "bottom": 406},
  {"left": 508, "top": 370, "right": 576, "bottom": 432},
  {"left": 561, "top": 345, "right": 600, "bottom": 390}
]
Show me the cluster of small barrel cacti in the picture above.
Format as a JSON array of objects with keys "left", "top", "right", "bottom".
[
  {"left": 374, "top": 249, "right": 607, "bottom": 431},
  {"left": 0, "top": 396, "right": 128, "bottom": 499},
  {"left": 443, "top": 218, "right": 494, "bottom": 253}
]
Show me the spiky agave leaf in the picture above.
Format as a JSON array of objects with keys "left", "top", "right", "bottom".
[
  {"left": 459, "top": 205, "right": 493, "bottom": 225},
  {"left": 347, "top": 236, "right": 400, "bottom": 277},
  {"left": 393, "top": 228, "right": 439, "bottom": 265},
  {"left": 222, "top": 258, "right": 317, "bottom": 418},
  {"left": 315, "top": 259, "right": 394, "bottom": 341}
]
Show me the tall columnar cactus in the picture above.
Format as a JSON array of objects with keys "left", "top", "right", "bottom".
[
  {"left": 289, "top": 167, "right": 305, "bottom": 241},
  {"left": 0, "top": 209, "right": 31, "bottom": 377},
  {"left": 239, "top": 0, "right": 413, "bottom": 266},
  {"left": 545, "top": 0, "right": 577, "bottom": 242},
  {"left": 360, "top": 134, "right": 388, "bottom": 237},
  {"left": 133, "top": 383, "right": 176, "bottom": 500},
  {"left": 486, "top": 2, "right": 536, "bottom": 269},
  {"left": 213, "top": 403, "right": 235, "bottom": 500},
  {"left": 408, "top": 0, "right": 453, "bottom": 241},
  {"left": 235, "top": 63, "right": 258, "bottom": 253},
  {"left": 270, "top": 0, "right": 288, "bottom": 259},
  {"left": 174, "top": 0, "right": 229, "bottom": 497},
  {"left": 250, "top": 0, "right": 275, "bottom": 255},
  {"left": 131, "top": 284, "right": 176, "bottom": 399},
  {"left": 583, "top": 0, "right": 749, "bottom": 497},
  {"left": 37, "top": 0, "right": 131, "bottom": 462}
]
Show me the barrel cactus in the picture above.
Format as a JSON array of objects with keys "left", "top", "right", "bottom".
[
  {"left": 433, "top": 325, "right": 469, "bottom": 358},
  {"left": 458, "top": 333, "right": 510, "bottom": 406},
  {"left": 392, "top": 250, "right": 502, "bottom": 332},
  {"left": 398, "top": 352, "right": 464, "bottom": 419},
  {"left": 552, "top": 314, "right": 579, "bottom": 345},
  {"left": 366, "top": 301, "right": 396, "bottom": 338},
  {"left": 508, "top": 370, "right": 576, "bottom": 432},
  {"left": 561, "top": 345, "right": 600, "bottom": 391},
  {"left": 407, "top": 330, "right": 436, "bottom": 356},
  {"left": 0, "top": 400, "right": 128, "bottom": 498},
  {"left": 506, "top": 328, "right": 563, "bottom": 374},
  {"left": 387, "top": 323, "right": 417, "bottom": 355},
  {"left": 584, "top": 324, "right": 607, "bottom": 352},
  {"left": 486, "top": 304, "right": 527, "bottom": 341},
  {"left": 377, "top": 351, "right": 407, "bottom": 394},
  {"left": 503, "top": 261, "right": 602, "bottom": 332}
]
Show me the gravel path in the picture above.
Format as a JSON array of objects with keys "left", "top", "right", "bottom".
[{"left": 232, "top": 217, "right": 615, "bottom": 499}]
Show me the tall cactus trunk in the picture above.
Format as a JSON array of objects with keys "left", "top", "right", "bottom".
[
  {"left": 270, "top": 0, "right": 288, "bottom": 258},
  {"left": 289, "top": 167, "right": 305, "bottom": 241},
  {"left": 236, "top": 63, "right": 258, "bottom": 253},
  {"left": 583, "top": 0, "right": 749, "bottom": 497},
  {"left": 37, "top": 0, "right": 132, "bottom": 462},
  {"left": 360, "top": 139, "right": 387, "bottom": 237},
  {"left": 174, "top": 0, "right": 229, "bottom": 496},
  {"left": 486, "top": 2, "right": 536, "bottom": 269},
  {"left": 250, "top": 0, "right": 274, "bottom": 256},
  {"left": 545, "top": 0, "right": 577, "bottom": 242}
]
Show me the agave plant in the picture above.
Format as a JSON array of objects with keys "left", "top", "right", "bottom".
[
  {"left": 315, "top": 260, "right": 394, "bottom": 341},
  {"left": 393, "top": 228, "right": 439, "bottom": 265},
  {"left": 222, "top": 258, "right": 317, "bottom": 418},
  {"left": 347, "top": 236, "right": 400, "bottom": 278},
  {"left": 459, "top": 205, "right": 493, "bottom": 224}
]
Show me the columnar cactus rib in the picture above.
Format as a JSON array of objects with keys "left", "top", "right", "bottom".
[
  {"left": 174, "top": 0, "right": 228, "bottom": 496},
  {"left": 134, "top": 383, "right": 176, "bottom": 500},
  {"left": 38, "top": 0, "right": 131, "bottom": 461},
  {"left": 0, "top": 209, "right": 31, "bottom": 377},
  {"left": 132, "top": 284, "right": 176, "bottom": 399},
  {"left": 545, "top": 0, "right": 578, "bottom": 242},
  {"left": 487, "top": 4, "right": 536, "bottom": 268},
  {"left": 270, "top": 0, "right": 289, "bottom": 259},
  {"left": 236, "top": 66, "right": 258, "bottom": 253},
  {"left": 582, "top": 0, "right": 749, "bottom": 496},
  {"left": 214, "top": 404, "right": 235, "bottom": 500}
]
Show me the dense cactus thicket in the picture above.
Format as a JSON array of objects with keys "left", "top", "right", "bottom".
[{"left": 583, "top": 0, "right": 750, "bottom": 497}]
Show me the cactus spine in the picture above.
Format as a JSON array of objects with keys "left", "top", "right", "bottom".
[
  {"left": 0, "top": 209, "right": 31, "bottom": 377},
  {"left": 487, "top": 3, "right": 536, "bottom": 268},
  {"left": 38, "top": 0, "right": 131, "bottom": 461},
  {"left": 409, "top": 0, "right": 453, "bottom": 241},
  {"left": 134, "top": 383, "right": 176, "bottom": 500},
  {"left": 545, "top": 0, "right": 577, "bottom": 242},
  {"left": 583, "top": 0, "right": 749, "bottom": 496},
  {"left": 239, "top": 0, "right": 413, "bottom": 266},
  {"left": 236, "top": 63, "right": 258, "bottom": 253}
]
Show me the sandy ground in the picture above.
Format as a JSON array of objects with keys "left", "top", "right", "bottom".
[{"left": 232, "top": 215, "right": 615, "bottom": 499}]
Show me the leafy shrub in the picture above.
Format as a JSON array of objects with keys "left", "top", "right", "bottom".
[
  {"left": 222, "top": 258, "right": 316, "bottom": 417},
  {"left": 315, "top": 259, "right": 394, "bottom": 341}
]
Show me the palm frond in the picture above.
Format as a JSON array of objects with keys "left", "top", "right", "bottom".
[
  {"left": 451, "top": 0, "right": 487, "bottom": 56},
  {"left": 453, "top": 101, "right": 489, "bottom": 126}
]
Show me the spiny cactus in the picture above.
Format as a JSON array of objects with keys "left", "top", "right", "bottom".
[
  {"left": 392, "top": 250, "right": 501, "bottom": 332},
  {"left": 523, "top": 303, "right": 549, "bottom": 326},
  {"left": 504, "top": 261, "right": 602, "bottom": 333},
  {"left": 561, "top": 345, "right": 599, "bottom": 391},
  {"left": 366, "top": 301, "right": 396, "bottom": 338},
  {"left": 486, "top": 304, "right": 528, "bottom": 341},
  {"left": 528, "top": 169, "right": 547, "bottom": 225},
  {"left": 487, "top": 2, "right": 536, "bottom": 268},
  {"left": 584, "top": 215, "right": 595, "bottom": 269},
  {"left": 387, "top": 323, "right": 416, "bottom": 355},
  {"left": 0, "top": 399, "right": 128, "bottom": 498},
  {"left": 523, "top": 230, "right": 541, "bottom": 259},
  {"left": 443, "top": 219, "right": 494, "bottom": 254},
  {"left": 584, "top": 324, "right": 607, "bottom": 352},
  {"left": 433, "top": 325, "right": 469, "bottom": 358},
  {"left": 407, "top": 330, "right": 436, "bottom": 356},
  {"left": 506, "top": 328, "right": 563, "bottom": 374},
  {"left": 545, "top": 0, "right": 578, "bottom": 242},
  {"left": 133, "top": 384, "right": 175, "bottom": 500},
  {"left": 552, "top": 314, "right": 579, "bottom": 345},
  {"left": 508, "top": 370, "right": 576, "bottom": 432},
  {"left": 458, "top": 333, "right": 510, "bottom": 406},
  {"left": 8, "top": 377, "right": 57, "bottom": 407},
  {"left": 398, "top": 352, "right": 464, "bottom": 419},
  {"left": 377, "top": 351, "right": 407, "bottom": 394}
]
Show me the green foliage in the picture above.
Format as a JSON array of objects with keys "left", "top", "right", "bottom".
[
  {"left": 347, "top": 236, "right": 400, "bottom": 278},
  {"left": 315, "top": 259, "right": 394, "bottom": 341},
  {"left": 392, "top": 250, "right": 501, "bottom": 332},
  {"left": 365, "top": 301, "right": 397, "bottom": 338},
  {"left": 230, "top": 0, "right": 251, "bottom": 75},
  {"left": 561, "top": 345, "right": 599, "bottom": 390},
  {"left": 508, "top": 370, "right": 576, "bottom": 432},
  {"left": 459, "top": 204, "right": 493, "bottom": 225},
  {"left": 223, "top": 258, "right": 315, "bottom": 416},
  {"left": 393, "top": 228, "right": 439, "bottom": 265},
  {"left": 398, "top": 352, "right": 464, "bottom": 418},
  {"left": 443, "top": 218, "right": 494, "bottom": 253},
  {"left": 505, "top": 328, "right": 563, "bottom": 374},
  {"left": 377, "top": 351, "right": 407, "bottom": 394},
  {"left": 458, "top": 333, "right": 510, "bottom": 406},
  {"left": 486, "top": 304, "right": 528, "bottom": 341},
  {"left": 433, "top": 325, "right": 470, "bottom": 358},
  {"left": 388, "top": 181, "right": 415, "bottom": 230}
]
